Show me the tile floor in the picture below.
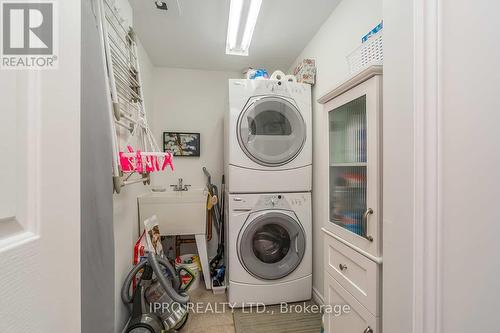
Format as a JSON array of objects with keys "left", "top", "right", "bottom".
[
  {"left": 180, "top": 288, "right": 235, "bottom": 333},
  {"left": 179, "top": 287, "right": 321, "bottom": 333}
]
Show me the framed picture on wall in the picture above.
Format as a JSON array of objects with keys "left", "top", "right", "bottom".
[{"left": 163, "top": 132, "right": 201, "bottom": 157}]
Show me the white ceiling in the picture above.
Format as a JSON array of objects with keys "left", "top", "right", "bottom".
[{"left": 129, "top": 0, "right": 340, "bottom": 72}]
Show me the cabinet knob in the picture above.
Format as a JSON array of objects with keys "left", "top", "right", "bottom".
[
  {"left": 364, "top": 327, "right": 373, "bottom": 333},
  {"left": 339, "top": 264, "right": 347, "bottom": 271}
]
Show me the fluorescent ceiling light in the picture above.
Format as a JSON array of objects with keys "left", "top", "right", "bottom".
[{"left": 226, "top": 0, "right": 262, "bottom": 56}]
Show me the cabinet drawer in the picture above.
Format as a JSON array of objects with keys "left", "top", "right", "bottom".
[
  {"left": 324, "top": 234, "right": 380, "bottom": 315},
  {"left": 324, "top": 272, "right": 380, "bottom": 333}
]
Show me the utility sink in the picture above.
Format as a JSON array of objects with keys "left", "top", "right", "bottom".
[
  {"left": 138, "top": 187, "right": 212, "bottom": 289},
  {"left": 138, "top": 188, "right": 207, "bottom": 236}
]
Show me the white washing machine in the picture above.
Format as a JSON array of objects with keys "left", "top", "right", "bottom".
[
  {"left": 225, "top": 79, "right": 312, "bottom": 193},
  {"left": 227, "top": 192, "right": 312, "bottom": 306}
]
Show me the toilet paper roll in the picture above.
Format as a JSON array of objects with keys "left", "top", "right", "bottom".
[
  {"left": 284, "top": 75, "right": 297, "bottom": 83},
  {"left": 270, "top": 70, "right": 286, "bottom": 81}
]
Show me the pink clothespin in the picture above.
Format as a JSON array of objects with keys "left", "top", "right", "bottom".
[
  {"left": 119, "top": 151, "right": 134, "bottom": 172},
  {"left": 154, "top": 156, "right": 160, "bottom": 171},
  {"left": 119, "top": 145, "right": 136, "bottom": 172},
  {"left": 135, "top": 150, "right": 143, "bottom": 173},
  {"left": 161, "top": 152, "right": 174, "bottom": 171},
  {"left": 145, "top": 155, "right": 155, "bottom": 172}
]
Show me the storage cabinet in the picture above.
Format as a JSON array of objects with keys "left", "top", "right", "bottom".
[
  {"left": 318, "top": 66, "right": 383, "bottom": 333},
  {"left": 321, "top": 66, "right": 382, "bottom": 258}
]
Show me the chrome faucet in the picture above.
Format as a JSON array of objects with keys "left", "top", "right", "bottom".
[{"left": 170, "top": 178, "right": 191, "bottom": 191}]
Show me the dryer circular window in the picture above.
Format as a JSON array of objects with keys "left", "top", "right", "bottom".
[
  {"left": 237, "top": 96, "right": 307, "bottom": 167},
  {"left": 237, "top": 211, "right": 306, "bottom": 280}
]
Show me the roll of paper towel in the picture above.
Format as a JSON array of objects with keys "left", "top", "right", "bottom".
[
  {"left": 284, "top": 75, "right": 297, "bottom": 83},
  {"left": 270, "top": 70, "right": 286, "bottom": 81}
]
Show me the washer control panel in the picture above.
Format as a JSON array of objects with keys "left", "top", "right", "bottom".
[
  {"left": 268, "top": 195, "right": 282, "bottom": 207},
  {"left": 255, "top": 194, "right": 291, "bottom": 210},
  {"left": 289, "top": 194, "right": 308, "bottom": 207},
  {"left": 230, "top": 193, "right": 309, "bottom": 212}
]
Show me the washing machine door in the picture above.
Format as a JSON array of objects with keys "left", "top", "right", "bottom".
[
  {"left": 237, "top": 96, "right": 306, "bottom": 166},
  {"left": 238, "top": 210, "right": 306, "bottom": 280}
]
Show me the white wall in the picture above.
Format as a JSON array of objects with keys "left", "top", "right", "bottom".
[
  {"left": 113, "top": 43, "right": 153, "bottom": 329},
  {"left": 113, "top": 172, "right": 148, "bottom": 332},
  {"left": 382, "top": 0, "right": 414, "bottom": 332},
  {"left": 148, "top": 68, "right": 238, "bottom": 192},
  {"left": 288, "top": 0, "right": 383, "bottom": 300},
  {"left": 149, "top": 68, "right": 239, "bottom": 255},
  {"left": 150, "top": 68, "right": 239, "bottom": 190},
  {"left": 438, "top": 1, "right": 500, "bottom": 331}
]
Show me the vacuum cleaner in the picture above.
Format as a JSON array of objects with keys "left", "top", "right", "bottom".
[{"left": 121, "top": 252, "right": 191, "bottom": 333}]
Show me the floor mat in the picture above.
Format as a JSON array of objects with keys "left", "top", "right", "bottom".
[{"left": 233, "top": 301, "right": 322, "bottom": 333}]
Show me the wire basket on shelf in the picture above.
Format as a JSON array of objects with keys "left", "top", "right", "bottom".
[{"left": 347, "top": 31, "right": 383, "bottom": 75}]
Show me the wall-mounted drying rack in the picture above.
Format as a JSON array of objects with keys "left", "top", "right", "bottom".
[{"left": 96, "top": 0, "right": 173, "bottom": 193}]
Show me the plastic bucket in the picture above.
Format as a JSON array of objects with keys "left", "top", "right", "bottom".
[{"left": 175, "top": 254, "right": 202, "bottom": 291}]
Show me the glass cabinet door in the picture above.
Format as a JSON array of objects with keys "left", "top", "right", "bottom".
[{"left": 329, "top": 95, "right": 369, "bottom": 239}]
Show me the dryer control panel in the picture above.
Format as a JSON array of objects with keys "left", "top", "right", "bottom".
[
  {"left": 257, "top": 80, "right": 308, "bottom": 97},
  {"left": 232, "top": 79, "right": 309, "bottom": 98}
]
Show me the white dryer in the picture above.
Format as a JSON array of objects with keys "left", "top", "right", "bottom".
[
  {"left": 225, "top": 79, "right": 312, "bottom": 193},
  {"left": 227, "top": 192, "right": 312, "bottom": 306}
]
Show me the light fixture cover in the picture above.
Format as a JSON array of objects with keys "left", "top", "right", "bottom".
[{"left": 226, "top": 0, "right": 262, "bottom": 56}]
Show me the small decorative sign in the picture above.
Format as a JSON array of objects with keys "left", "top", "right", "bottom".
[{"left": 163, "top": 132, "right": 201, "bottom": 157}]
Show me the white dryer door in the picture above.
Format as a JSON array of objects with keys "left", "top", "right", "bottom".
[
  {"left": 238, "top": 210, "right": 306, "bottom": 280},
  {"left": 237, "top": 96, "right": 306, "bottom": 166}
]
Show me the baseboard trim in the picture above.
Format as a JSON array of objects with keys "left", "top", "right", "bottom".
[{"left": 312, "top": 287, "right": 325, "bottom": 305}]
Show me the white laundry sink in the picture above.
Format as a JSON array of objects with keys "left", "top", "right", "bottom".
[
  {"left": 138, "top": 188, "right": 213, "bottom": 290},
  {"left": 138, "top": 188, "right": 207, "bottom": 236}
]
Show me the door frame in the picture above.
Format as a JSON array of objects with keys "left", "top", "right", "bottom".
[{"left": 413, "top": 0, "right": 442, "bottom": 332}]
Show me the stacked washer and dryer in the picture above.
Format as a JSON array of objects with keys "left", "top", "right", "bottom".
[{"left": 224, "top": 79, "right": 312, "bottom": 306}]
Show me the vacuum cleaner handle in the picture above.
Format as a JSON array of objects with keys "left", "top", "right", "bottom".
[
  {"left": 121, "top": 260, "right": 147, "bottom": 305},
  {"left": 148, "top": 252, "right": 190, "bottom": 304}
]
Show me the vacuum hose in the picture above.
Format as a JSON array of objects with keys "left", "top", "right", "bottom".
[
  {"left": 148, "top": 252, "right": 190, "bottom": 304},
  {"left": 121, "top": 253, "right": 189, "bottom": 305}
]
